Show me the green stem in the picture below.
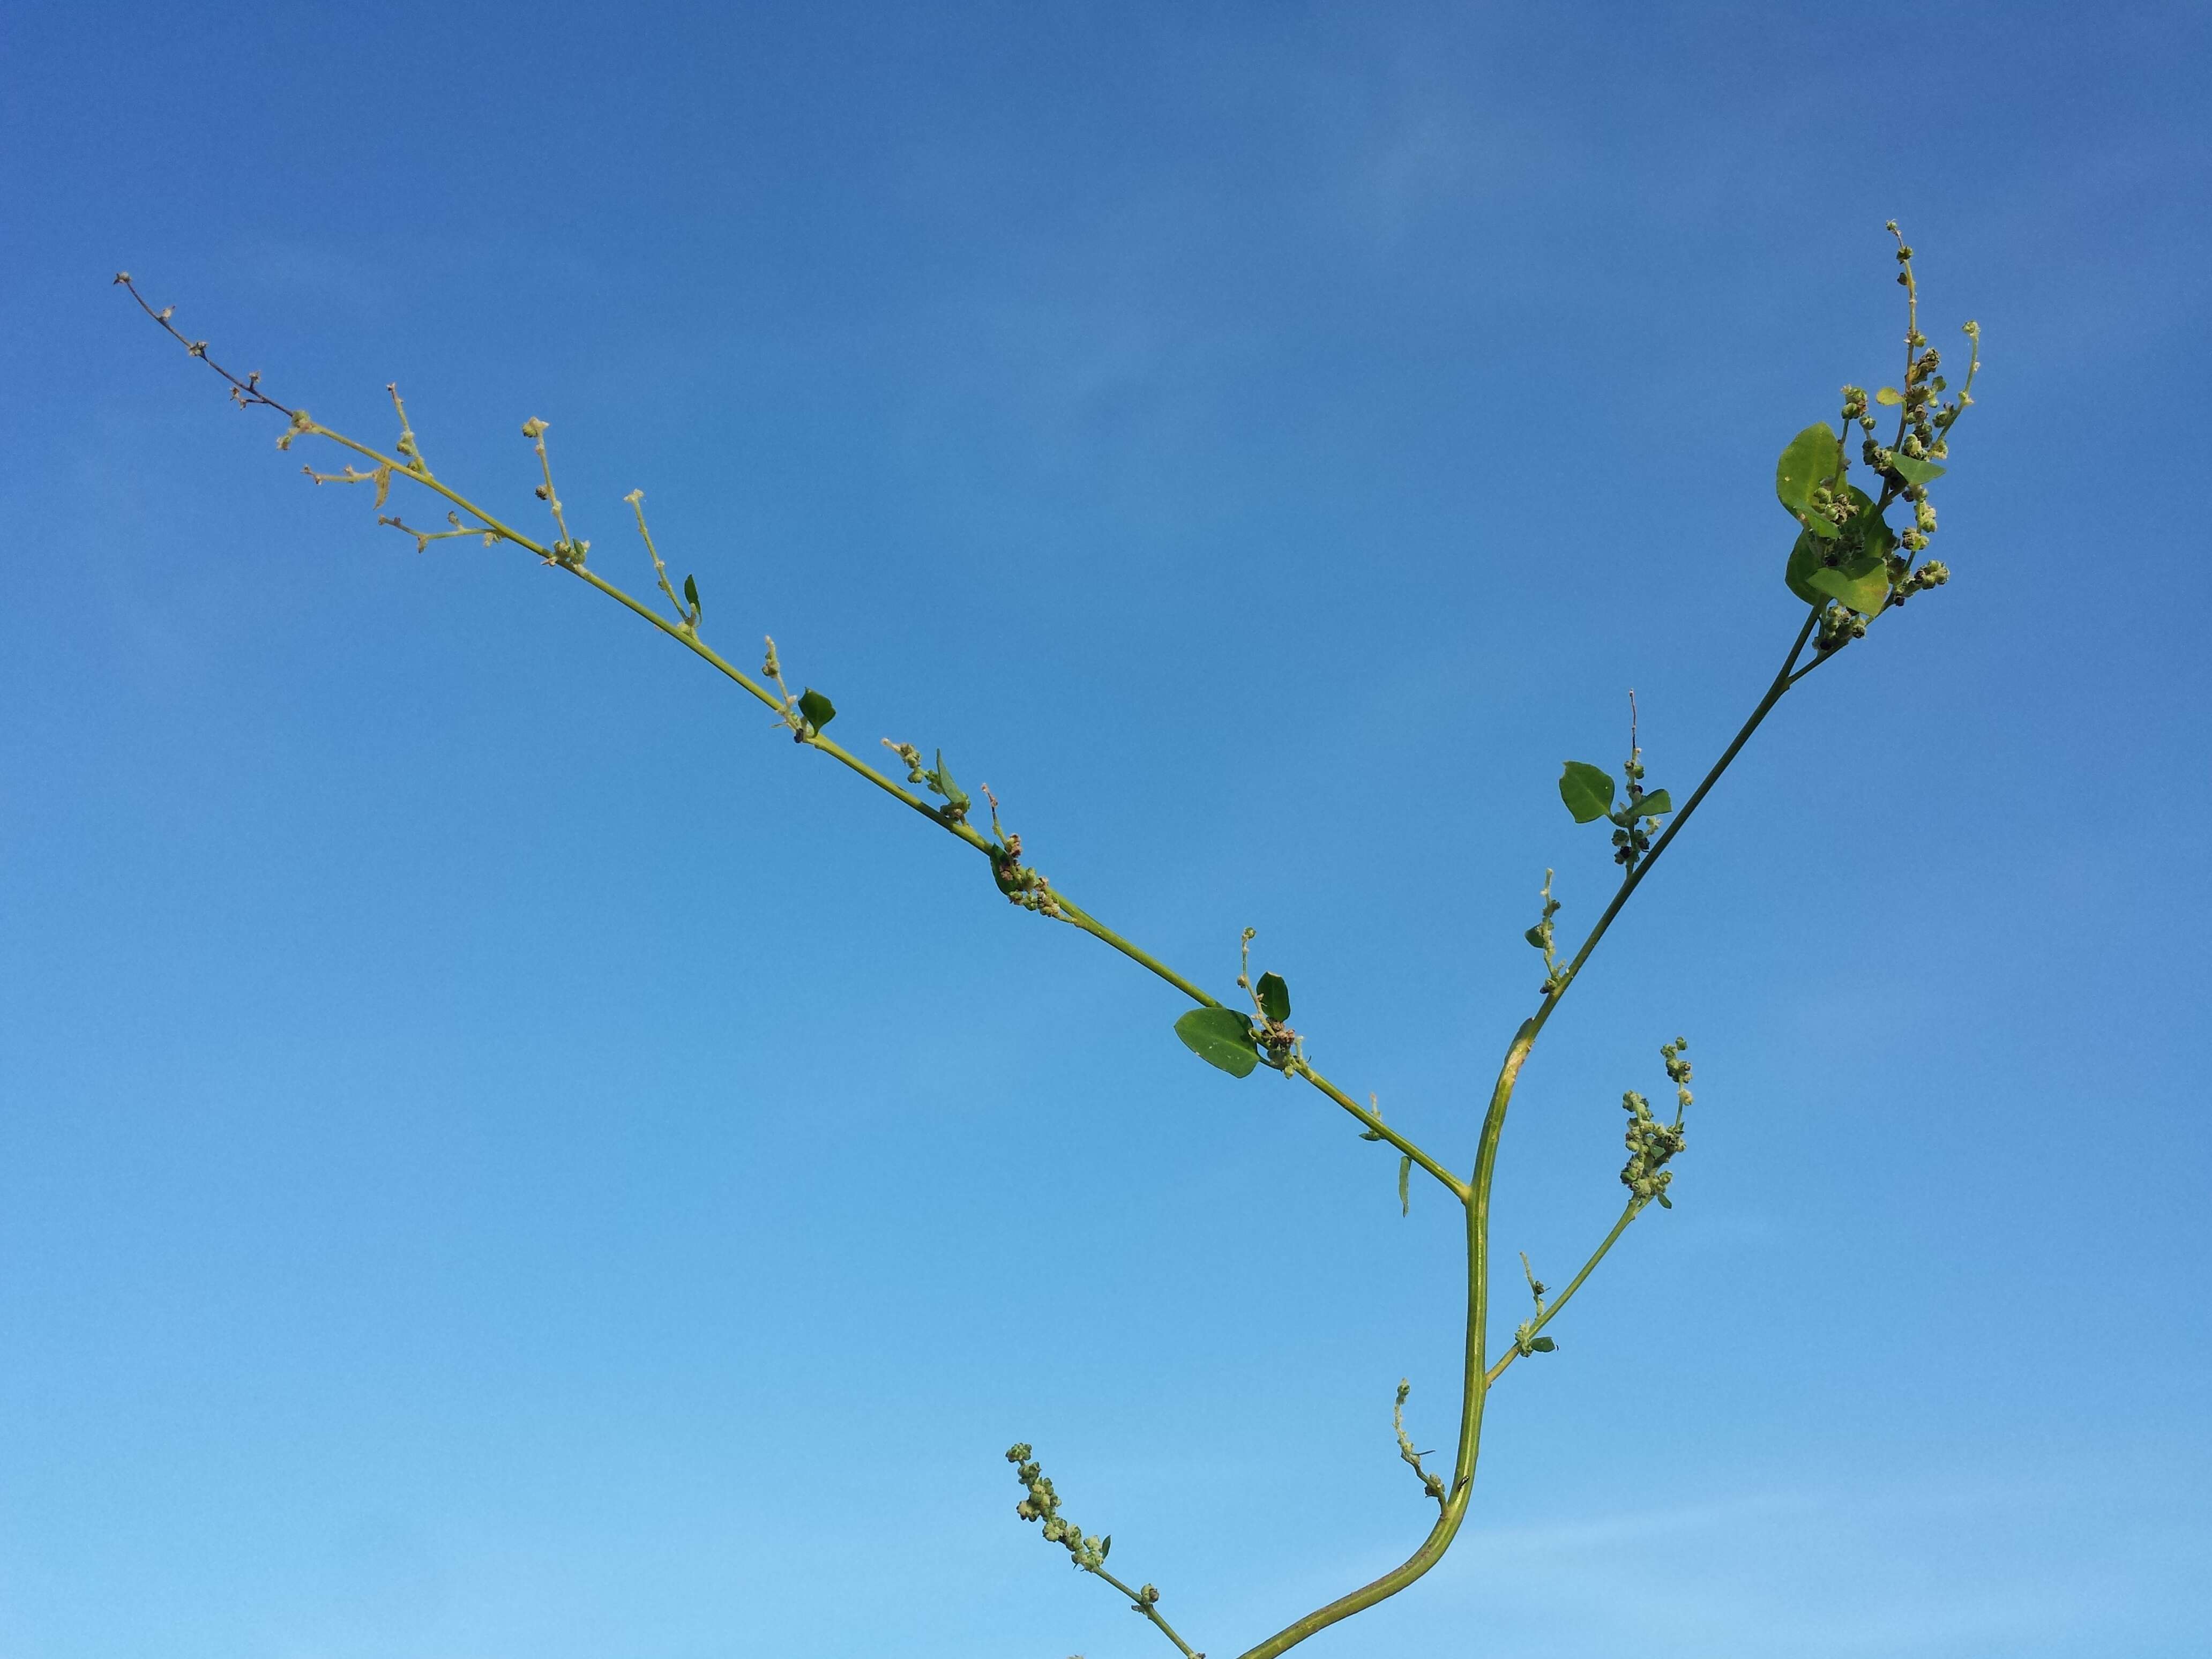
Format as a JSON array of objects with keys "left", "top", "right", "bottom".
[
  {"left": 1087, "top": 1565, "right": 1203, "bottom": 1659},
  {"left": 1054, "top": 897, "right": 1223, "bottom": 1010},
  {"left": 1293, "top": 1062, "right": 1469, "bottom": 1203},
  {"left": 1485, "top": 1199, "right": 1641, "bottom": 1388},
  {"left": 300, "top": 426, "right": 1475, "bottom": 1199},
  {"left": 1235, "top": 608, "right": 1821, "bottom": 1659},
  {"left": 1548, "top": 606, "right": 1819, "bottom": 993}
]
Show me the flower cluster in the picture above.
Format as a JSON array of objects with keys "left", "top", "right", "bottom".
[
  {"left": 883, "top": 739, "right": 972, "bottom": 824},
  {"left": 1619, "top": 1038, "right": 1692, "bottom": 1210},
  {"left": 1006, "top": 1444, "right": 1111, "bottom": 1573},
  {"left": 1860, "top": 228, "right": 1976, "bottom": 595}
]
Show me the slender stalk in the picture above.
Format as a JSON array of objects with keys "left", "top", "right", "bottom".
[
  {"left": 1055, "top": 896, "right": 1225, "bottom": 1010},
  {"left": 1485, "top": 1199, "right": 1641, "bottom": 1388},
  {"left": 1547, "top": 607, "right": 1819, "bottom": 993},
  {"left": 1292, "top": 1062, "right": 1469, "bottom": 1203},
  {"left": 1087, "top": 1564, "right": 1203, "bottom": 1659},
  {"left": 281, "top": 424, "right": 1477, "bottom": 1197}
]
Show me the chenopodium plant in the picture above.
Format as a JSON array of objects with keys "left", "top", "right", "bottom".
[{"left": 121, "top": 223, "right": 1978, "bottom": 1658}]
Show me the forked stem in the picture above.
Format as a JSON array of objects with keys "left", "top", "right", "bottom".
[
  {"left": 126, "top": 273, "right": 1903, "bottom": 1659},
  {"left": 1232, "top": 609, "right": 1821, "bottom": 1659}
]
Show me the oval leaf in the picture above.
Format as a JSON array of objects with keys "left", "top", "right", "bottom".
[
  {"left": 1559, "top": 760, "right": 1616, "bottom": 824},
  {"left": 1630, "top": 788, "right": 1672, "bottom": 818},
  {"left": 1255, "top": 971, "right": 1291, "bottom": 1022},
  {"left": 683, "top": 573, "right": 700, "bottom": 614},
  {"left": 1875, "top": 386, "right": 1904, "bottom": 406},
  {"left": 798, "top": 687, "right": 837, "bottom": 731},
  {"left": 1807, "top": 558, "right": 1889, "bottom": 615},
  {"left": 1775, "top": 423, "right": 1842, "bottom": 515},
  {"left": 1528, "top": 1335, "right": 1557, "bottom": 1353},
  {"left": 1174, "top": 1007, "right": 1258, "bottom": 1077}
]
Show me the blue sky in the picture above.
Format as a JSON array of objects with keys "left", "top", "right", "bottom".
[{"left": 3, "top": 3, "right": 2208, "bottom": 1656}]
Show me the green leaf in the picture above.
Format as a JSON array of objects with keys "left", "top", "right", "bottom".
[
  {"left": 1785, "top": 528, "right": 1827, "bottom": 605},
  {"left": 1875, "top": 386, "right": 1904, "bottom": 406},
  {"left": 1529, "top": 1335, "right": 1556, "bottom": 1353},
  {"left": 1787, "top": 487, "right": 1894, "bottom": 609},
  {"left": 1887, "top": 452, "right": 1947, "bottom": 488},
  {"left": 1174, "top": 1007, "right": 1258, "bottom": 1077},
  {"left": 1100, "top": 1535, "right": 1111, "bottom": 1559},
  {"left": 931, "top": 748, "right": 968, "bottom": 809},
  {"left": 1558, "top": 760, "right": 1616, "bottom": 824},
  {"left": 1524, "top": 924, "right": 1549, "bottom": 949},
  {"left": 683, "top": 573, "right": 700, "bottom": 614},
  {"left": 1256, "top": 971, "right": 1291, "bottom": 1022},
  {"left": 1630, "top": 788, "right": 1673, "bottom": 818},
  {"left": 1847, "top": 489, "right": 1896, "bottom": 563},
  {"left": 1807, "top": 557, "right": 1889, "bottom": 615},
  {"left": 797, "top": 687, "right": 836, "bottom": 731},
  {"left": 1398, "top": 1154, "right": 1411, "bottom": 1217},
  {"left": 1775, "top": 422, "right": 1843, "bottom": 515}
]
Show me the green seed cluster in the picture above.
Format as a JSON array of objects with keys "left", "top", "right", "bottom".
[
  {"left": 990, "top": 836, "right": 1059, "bottom": 915},
  {"left": 1611, "top": 745, "right": 1659, "bottom": 869},
  {"left": 1619, "top": 1039, "right": 1693, "bottom": 1209},
  {"left": 1005, "top": 1444, "right": 1111, "bottom": 1572},
  {"left": 1791, "top": 226, "right": 1977, "bottom": 656}
]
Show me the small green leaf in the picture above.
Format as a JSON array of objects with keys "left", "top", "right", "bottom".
[
  {"left": 931, "top": 748, "right": 968, "bottom": 809},
  {"left": 1631, "top": 788, "right": 1673, "bottom": 818},
  {"left": 1398, "top": 1154, "right": 1411, "bottom": 1216},
  {"left": 1100, "top": 1535, "right": 1111, "bottom": 1559},
  {"left": 1529, "top": 1335, "right": 1557, "bottom": 1353},
  {"left": 1775, "top": 422, "right": 1843, "bottom": 515},
  {"left": 1523, "top": 924, "right": 1549, "bottom": 949},
  {"left": 683, "top": 573, "right": 700, "bottom": 614},
  {"left": 1875, "top": 386, "right": 1904, "bottom": 406},
  {"left": 1174, "top": 1007, "right": 1259, "bottom": 1077},
  {"left": 798, "top": 687, "right": 836, "bottom": 731},
  {"left": 1256, "top": 971, "right": 1291, "bottom": 1022},
  {"left": 1559, "top": 760, "right": 1616, "bottom": 824},
  {"left": 1887, "top": 452, "right": 1947, "bottom": 488}
]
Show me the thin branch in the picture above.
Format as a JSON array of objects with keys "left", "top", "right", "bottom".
[
  {"left": 1485, "top": 1200, "right": 1642, "bottom": 1387},
  {"left": 113, "top": 274, "right": 296, "bottom": 419},
  {"left": 1090, "top": 1563, "right": 1205, "bottom": 1659},
  {"left": 1293, "top": 1063, "right": 1466, "bottom": 1204}
]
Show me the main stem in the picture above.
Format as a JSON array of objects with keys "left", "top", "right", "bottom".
[{"left": 1232, "top": 608, "right": 1819, "bottom": 1659}]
